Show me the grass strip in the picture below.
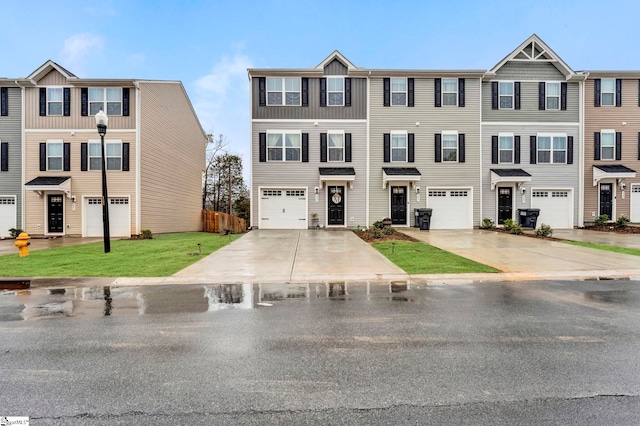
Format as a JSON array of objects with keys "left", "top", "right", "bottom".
[{"left": 565, "top": 240, "right": 640, "bottom": 257}]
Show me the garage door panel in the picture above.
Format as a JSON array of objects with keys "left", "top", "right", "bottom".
[
  {"left": 531, "top": 190, "right": 572, "bottom": 229},
  {"left": 0, "top": 197, "right": 17, "bottom": 237},
  {"left": 85, "top": 197, "right": 130, "bottom": 237},
  {"left": 260, "top": 189, "right": 307, "bottom": 229},
  {"left": 631, "top": 185, "right": 640, "bottom": 223},
  {"left": 427, "top": 189, "right": 472, "bottom": 230}
]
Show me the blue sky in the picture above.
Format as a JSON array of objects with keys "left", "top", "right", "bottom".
[{"left": 2, "top": 0, "right": 639, "bottom": 172}]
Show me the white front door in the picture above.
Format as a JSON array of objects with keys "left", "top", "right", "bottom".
[
  {"left": 0, "top": 196, "right": 17, "bottom": 237},
  {"left": 259, "top": 188, "right": 307, "bottom": 229},
  {"left": 631, "top": 185, "right": 640, "bottom": 222},
  {"left": 427, "top": 188, "right": 473, "bottom": 229},
  {"left": 530, "top": 189, "right": 573, "bottom": 229}
]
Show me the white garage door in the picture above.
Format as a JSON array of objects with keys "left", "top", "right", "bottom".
[
  {"left": 427, "top": 189, "right": 473, "bottom": 229},
  {"left": 531, "top": 190, "right": 573, "bottom": 229},
  {"left": 84, "top": 197, "right": 131, "bottom": 237},
  {"left": 0, "top": 196, "right": 17, "bottom": 237},
  {"left": 631, "top": 185, "right": 640, "bottom": 223},
  {"left": 260, "top": 189, "right": 307, "bottom": 229}
]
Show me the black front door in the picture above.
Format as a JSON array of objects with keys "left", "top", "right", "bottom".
[
  {"left": 497, "top": 187, "right": 513, "bottom": 225},
  {"left": 600, "top": 183, "right": 613, "bottom": 218},
  {"left": 391, "top": 186, "right": 407, "bottom": 225},
  {"left": 328, "top": 186, "right": 344, "bottom": 225},
  {"left": 48, "top": 194, "right": 64, "bottom": 233}
]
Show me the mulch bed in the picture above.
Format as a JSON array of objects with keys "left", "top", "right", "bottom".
[
  {"left": 583, "top": 225, "right": 640, "bottom": 234},
  {"left": 353, "top": 229, "right": 419, "bottom": 243}
]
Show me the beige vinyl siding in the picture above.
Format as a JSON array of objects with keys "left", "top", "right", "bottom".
[
  {"left": 139, "top": 82, "right": 205, "bottom": 234},
  {"left": 0, "top": 87, "right": 22, "bottom": 228},
  {"left": 584, "top": 78, "right": 640, "bottom": 222},
  {"left": 369, "top": 77, "right": 482, "bottom": 226},
  {"left": 39, "top": 70, "right": 68, "bottom": 86},
  {"left": 251, "top": 121, "right": 367, "bottom": 229}
]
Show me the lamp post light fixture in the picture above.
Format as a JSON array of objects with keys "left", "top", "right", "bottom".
[{"left": 95, "top": 109, "right": 111, "bottom": 253}]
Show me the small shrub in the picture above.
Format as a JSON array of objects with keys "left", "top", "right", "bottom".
[
  {"left": 535, "top": 224, "right": 553, "bottom": 237},
  {"left": 615, "top": 215, "right": 630, "bottom": 229},
  {"left": 481, "top": 218, "right": 495, "bottom": 229},
  {"left": 383, "top": 225, "right": 396, "bottom": 235},
  {"left": 372, "top": 227, "right": 384, "bottom": 238},
  {"left": 140, "top": 229, "right": 153, "bottom": 239},
  {"left": 594, "top": 214, "right": 609, "bottom": 226},
  {"left": 8, "top": 228, "right": 23, "bottom": 238},
  {"left": 372, "top": 220, "right": 384, "bottom": 230},
  {"left": 510, "top": 223, "right": 523, "bottom": 235},
  {"left": 503, "top": 219, "right": 515, "bottom": 231}
]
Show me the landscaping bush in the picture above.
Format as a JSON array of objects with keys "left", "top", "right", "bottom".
[
  {"left": 594, "top": 214, "right": 609, "bottom": 226},
  {"left": 481, "top": 218, "right": 495, "bottom": 229},
  {"left": 503, "top": 219, "right": 515, "bottom": 231},
  {"left": 372, "top": 220, "right": 384, "bottom": 230},
  {"left": 140, "top": 229, "right": 153, "bottom": 239},
  {"left": 8, "top": 228, "right": 23, "bottom": 238},
  {"left": 510, "top": 223, "right": 523, "bottom": 235},
  {"left": 383, "top": 225, "right": 396, "bottom": 235},
  {"left": 535, "top": 224, "right": 554, "bottom": 237},
  {"left": 616, "top": 215, "right": 630, "bottom": 229}
]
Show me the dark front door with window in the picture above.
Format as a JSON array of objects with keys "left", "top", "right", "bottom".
[
  {"left": 48, "top": 194, "right": 64, "bottom": 233},
  {"left": 600, "top": 183, "right": 613, "bottom": 218},
  {"left": 391, "top": 186, "right": 407, "bottom": 225},
  {"left": 497, "top": 187, "right": 513, "bottom": 225},
  {"left": 328, "top": 186, "right": 344, "bottom": 225}
]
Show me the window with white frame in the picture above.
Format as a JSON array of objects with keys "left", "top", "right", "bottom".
[
  {"left": 391, "top": 78, "right": 407, "bottom": 106},
  {"left": 601, "top": 79, "right": 615, "bottom": 106},
  {"left": 327, "top": 77, "right": 344, "bottom": 106},
  {"left": 391, "top": 132, "right": 407, "bottom": 161},
  {"left": 442, "top": 132, "right": 458, "bottom": 162},
  {"left": 89, "top": 88, "right": 122, "bottom": 115},
  {"left": 47, "top": 141, "right": 63, "bottom": 170},
  {"left": 499, "top": 134, "right": 514, "bottom": 163},
  {"left": 88, "top": 141, "right": 122, "bottom": 170},
  {"left": 546, "top": 82, "right": 560, "bottom": 110},
  {"left": 328, "top": 132, "right": 344, "bottom": 162},
  {"left": 267, "top": 132, "right": 301, "bottom": 161},
  {"left": 47, "top": 88, "right": 63, "bottom": 116},
  {"left": 600, "top": 130, "right": 615, "bottom": 160},
  {"left": 266, "top": 78, "right": 301, "bottom": 106},
  {"left": 499, "top": 82, "right": 514, "bottom": 109},
  {"left": 442, "top": 78, "right": 458, "bottom": 106},
  {"left": 537, "top": 134, "right": 566, "bottom": 164}
]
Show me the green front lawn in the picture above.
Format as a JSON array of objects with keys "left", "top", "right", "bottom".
[
  {"left": 565, "top": 241, "right": 640, "bottom": 257},
  {"left": 0, "top": 232, "right": 241, "bottom": 277},
  {"left": 372, "top": 241, "right": 499, "bottom": 274}
]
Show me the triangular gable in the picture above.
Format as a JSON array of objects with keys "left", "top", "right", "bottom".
[
  {"left": 315, "top": 50, "right": 358, "bottom": 70},
  {"left": 488, "top": 34, "right": 575, "bottom": 78},
  {"left": 26, "top": 60, "right": 77, "bottom": 83}
]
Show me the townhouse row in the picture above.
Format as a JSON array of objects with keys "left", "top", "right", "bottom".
[
  {"left": 248, "top": 34, "right": 640, "bottom": 230},
  {"left": 0, "top": 61, "right": 205, "bottom": 238}
]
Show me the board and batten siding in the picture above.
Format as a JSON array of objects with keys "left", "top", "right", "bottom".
[
  {"left": 138, "top": 81, "right": 205, "bottom": 234},
  {"left": 251, "top": 121, "right": 367, "bottom": 229},
  {"left": 481, "top": 124, "right": 580, "bottom": 226},
  {"left": 368, "top": 77, "right": 482, "bottom": 226},
  {"left": 0, "top": 86, "right": 23, "bottom": 229},
  {"left": 324, "top": 59, "right": 348, "bottom": 76}
]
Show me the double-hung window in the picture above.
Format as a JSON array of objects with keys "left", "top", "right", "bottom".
[
  {"left": 600, "top": 79, "right": 615, "bottom": 106},
  {"left": 47, "top": 88, "right": 63, "bottom": 116},
  {"left": 327, "top": 78, "right": 344, "bottom": 106},
  {"left": 267, "top": 132, "right": 301, "bottom": 161},
  {"left": 600, "top": 130, "right": 615, "bottom": 160},
  {"left": 391, "top": 132, "right": 407, "bottom": 161},
  {"left": 328, "top": 132, "right": 344, "bottom": 161},
  {"left": 89, "top": 88, "right": 122, "bottom": 115},
  {"left": 391, "top": 78, "right": 407, "bottom": 106},
  {"left": 499, "top": 82, "right": 514, "bottom": 109},
  {"left": 442, "top": 132, "right": 458, "bottom": 162},
  {"left": 499, "top": 134, "right": 514, "bottom": 163},
  {"left": 546, "top": 82, "right": 560, "bottom": 110},
  {"left": 47, "top": 141, "right": 63, "bottom": 170},
  {"left": 266, "top": 78, "right": 301, "bottom": 106},
  {"left": 537, "top": 134, "right": 566, "bottom": 164},
  {"left": 88, "top": 141, "right": 122, "bottom": 170},
  {"left": 442, "top": 78, "right": 458, "bottom": 106}
]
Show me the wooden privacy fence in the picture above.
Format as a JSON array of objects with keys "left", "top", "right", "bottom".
[{"left": 202, "top": 210, "right": 247, "bottom": 234}]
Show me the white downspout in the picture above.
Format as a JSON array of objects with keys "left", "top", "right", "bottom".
[
  {"left": 478, "top": 75, "right": 483, "bottom": 226},
  {"left": 578, "top": 73, "right": 587, "bottom": 227},
  {"left": 18, "top": 82, "right": 25, "bottom": 231},
  {"left": 134, "top": 81, "right": 141, "bottom": 234},
  {"left": 365, "top": 70, "right": 371, "bottom": 226}
]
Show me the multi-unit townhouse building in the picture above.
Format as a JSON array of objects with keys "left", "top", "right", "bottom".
[
  {"left": 0, "top": 80, "right": 22, "bottom": 237},
  {"left": 9, "top": 60, "right": 205, "bottom": 238}
]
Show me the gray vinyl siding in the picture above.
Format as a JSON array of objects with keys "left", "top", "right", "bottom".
[
  {"left": 481, "top": 124, "right": 580, "bottom": 226},
  {"left": 324, "top": 59, "right": 348, "bottom": 76},
  {"left": 494, "top": 61, "right": 565, "bottom": 81},
  {"left": 252, "top": 77, "right": 367, "bottom": 120},
  {"left": 369, "top": 77, "right": 482, "bottom": 226},
  {"left": 251, "top": 121, "right": 367, "bottom": 229},
  {"left": 0, "top": 87, "right": 23, "bottom": 229}
]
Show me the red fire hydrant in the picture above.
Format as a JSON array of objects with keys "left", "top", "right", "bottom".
[{"left": 14, "top": 232, "right": 31, "bottom": 257}]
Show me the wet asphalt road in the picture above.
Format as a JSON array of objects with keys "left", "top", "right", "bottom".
[{"left": 1, "top": 280, "right": 640, "bottom": 425}]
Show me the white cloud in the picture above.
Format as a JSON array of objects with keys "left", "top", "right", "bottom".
[{"left": 62, "top": 33, "right": 103, "bottom": 70}]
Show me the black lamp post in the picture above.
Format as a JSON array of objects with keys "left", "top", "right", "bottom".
[{"left": 95, "top": 109, "right": 111, "bottom": 253}]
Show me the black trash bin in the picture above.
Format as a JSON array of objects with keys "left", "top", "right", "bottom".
[
  {"left": 413, "top": 208, "right": 422, "bottom": 228},
  {"left": 518, "top": 208, "right": 540, "bottom": 228},
  {"left": 418, "top": 208, "right": 433, "bottom": 231}
]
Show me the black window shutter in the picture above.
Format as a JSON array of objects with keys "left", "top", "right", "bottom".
[
  {"left": 81, "top": 143, "right": 88, "bottom": 171},
  {"left": 320, "top": 133, "right": 327, "bottom": 162},
  {"left": 63, "top": 143, "right": 71, "bottom": 171},
  {"left": 530, "top": 136, "right": 537, "bottom": 164},
  {"left": 434, "top": 78, "right": 442, "bottom": 107},
  {"left": 616, "top": 79, "right": 622, "bottom": 107},
  {"left": 345, "top": 133, "right": 352, "bottom": 162},
  {"left": 259, "top": 133, "right": 266, "bottom": 162},
  {"left": 1, "top": 142, "right": 8, "bottom": 171},
  {"left": 435, "top": 134, "right": 442, "bottom": 163},
  {"left": 561, "top": 83, "right": 567, "bottom": 110},
  {"left": 407, "top": 78, "right": 414, "bottom": 107},
  {"left": 458, "top": 78, "right": 465, "bottom": 107},
  {"left": 408, "top": 133, "right": 414, "bottom": 163},
  {"left": 514, "top": 136, "right": 521, "bottom": 164},
  {"left": 594, "top": 132, "right": 601, "bottom": 161},
  {"left": 1, "top": 87, "right": 7, "bottom": 116},
  {"left": 63, "top": 88, "right": 71, "bottom": 116},
  {"left": 301, "top": 133, "right": 308, "bottom": 162},
  {"left": 383, "top": 78, "right": 390, "bottom": 107},
  {"left": 638, "top": 80, "right": 640, "bottom": 107},
  {"left": 344, "top": 78, "right": 351, "bottom": 107},
  {"left": 123, "top": 88, "right": 130, "bottom": 116},
  {"left": 538, "top": 82, "right": 546, "bottom": 110},
  {"left": 616, "top": 132, "right": 622, "bottom": 160},
  {"left": 258, "top": 78, "right": 266, "bottom": 107},
  {"left": 319, "top": 78, "right": 327, "bottom": 107},
  {"left": 458, "top": 133, "right": 465, "bottom": 163},
  {"left": 301, "top": 78, "right": 308, "bottom": 107},
  {"left": 514, "top": 82, "right": 521, "bottom": 110},
  {"left": 122, "top": 143, "right": 130, "bottom": 171},
  {"left": 39, "top": 88, "right": 46, "bottom": 116},
  {"left": 383, "top": 133, "right": 390, "bottom": 163},
  {"left": 638, "top": 132, "right": 640, "bottom": 160},
  {"left": 594, "top": 79, "right": 601, "bottom": 107},
  {"left": 491, "top": 81, "right": 498, "bottom": 109},
  {"left": 567, "top": 136, "right": 573, "bottom": 164},
  {"left": 40, "top": 143, "right": 46, "bottom": 171},
  {"left": 491, "top": 136, "right": 498, "bottom": 164},
  {"left": 81, "top": 88, "right": 88, "bottom": 116}
]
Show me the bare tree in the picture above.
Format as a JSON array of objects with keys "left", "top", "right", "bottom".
[{"left": 203, "top": 132, "right": 228, "bottom": 209}]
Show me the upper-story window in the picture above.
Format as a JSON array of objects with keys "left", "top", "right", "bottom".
[
  {"left": 546, "top": 82, "right": 560, "bottom": 110},
  {"left": 89, "top": 141, "right": 122, "bottom": 170},
  {"left": 47, "top": 141, "right": 63, "bottom": 171},
  {"left": 327, "top": 78, "right": 344, "bottom": 106},
  {"left": 328, "top": 132, "right": 344, "bottom": 161},
  {"left": 391, "top": 132, "right": 407, "bottom": 161},
  {"left": 391, "top": 78, "right": 407, "bottom": 106},
  {"left": 47, "top": 88, "right": 63, "bottom": 116},
  {"left": 442, "top": 132, "right": 459, "bottom": 162},
  {"left": 499, "top": 82, "right": 514, "bottom": 109},
  {"left": 600, "top": 130, "right": 615, "bottom": 160},
  {"left": 537, "top": 134, "right": 566, "bottom": 164},
  {"left": 600, "top": 79, "right": 615, "bottom": 106},
  {"left": 267, "top": 78, "right": 301, "bottom": 106},
  {"left": 499, "top": 134, "right": 514, "bottom": 163},
  {"left": 89, "top": 88, "right": 122, "bottom": 115},
  {"left": 267, "top": 131, "right": 301, "bottom": 161},
  {"left": 442, "top": 79, "right": 458, "bottom": 106}
]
